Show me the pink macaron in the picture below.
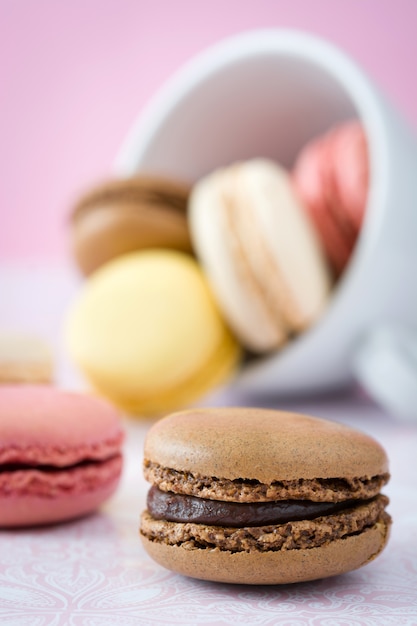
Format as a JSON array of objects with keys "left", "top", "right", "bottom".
[
  {"left": 0, "top": 385, "right": 124, "bottom": 527},
  {"left": 293, "top": 121, "right": 368, "bottom": 275}
]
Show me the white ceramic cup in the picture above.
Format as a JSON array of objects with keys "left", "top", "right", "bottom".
[{"left": 115, "top": 30, "right": 417, "bottom": 416}]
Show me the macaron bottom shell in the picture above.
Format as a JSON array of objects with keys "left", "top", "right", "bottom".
[
  {"left": 0, "top": 467, "right": 121, "bottom": 528},
  {"left": 83, "top": 327, "right": 240, "bottom": 416},
  {"left": 140, "top": 519, "right": 390, "bottom": 585}
]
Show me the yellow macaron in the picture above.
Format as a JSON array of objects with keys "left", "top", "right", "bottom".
[{"left": 65, "top": 250, "right": 240, "bottom": 416}]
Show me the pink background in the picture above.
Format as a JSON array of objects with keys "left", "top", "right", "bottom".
[{"left": 1, "top": 0, "right": 416, "bottom": 262}]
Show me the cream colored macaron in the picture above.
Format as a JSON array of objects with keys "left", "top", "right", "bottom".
[
  {"left": 189, "top": 159, "right": 332, "bottom": 353},
  {"left": 65, "top": 250, "right": 240, "bottom": 416},
  {"left": 0, "top": 333, "right": 53, "bottom": 384}
]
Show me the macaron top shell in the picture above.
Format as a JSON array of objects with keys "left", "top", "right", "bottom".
[
  {"left": 72, "top": 175, "right": 190, "bottom": 219},
  {"left": 0, "top": 385, "right": 123, "bottom": 466},
  {"left": 70, "top": 175, "right": 193, "bottom": 276},
  {"left": 144, "top": 407, "right": 388, "bottom": 482}
]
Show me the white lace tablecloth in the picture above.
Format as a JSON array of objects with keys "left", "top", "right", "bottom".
[{"left": 1, "top": 265, "right": 417, "bottom": 624}]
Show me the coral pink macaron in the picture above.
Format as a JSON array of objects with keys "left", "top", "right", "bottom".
[
  {"left": 293, "top": 121, "right": 368, "bottom": 276},
  {"left": 0, "top": 385, "right": 124, "bottom": 527}
]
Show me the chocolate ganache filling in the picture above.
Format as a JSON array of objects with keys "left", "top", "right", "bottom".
[{"left": 147, "top": 486, "right": 364, "bottom": 528}]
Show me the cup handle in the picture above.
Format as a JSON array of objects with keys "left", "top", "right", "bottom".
[{"left": 353, "top": 323, "right": 417, "bottom": 421}]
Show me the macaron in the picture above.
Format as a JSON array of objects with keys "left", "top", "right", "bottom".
[
  {"left": 293, "top": 121, "right": 368, "bottom": 275},
  {"left": 70, "top": 175, "right": 193, "bottom": 276},
  {"left": 189, "top": 159, "right": 332, "bottom": 353},
  {"left": 65, "top": 250, "right": 240, "bottom": 416},
  {"left": 140, "top": 407, "right": 391, "bottom": 585},
  {"left": 0, "top": 385, "right": 124, "bottom": 527},
  {"left": 0, "top": 333, "right": 53, "bottom": 384}
]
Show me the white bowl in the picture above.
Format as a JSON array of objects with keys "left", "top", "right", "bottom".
[{"left": 115, "top": 29, "right": 417, "bottom": 408}]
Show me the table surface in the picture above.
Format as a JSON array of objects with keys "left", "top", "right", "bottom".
[{"left": 1, "top": 264, "right": 417, "bottom": 625}]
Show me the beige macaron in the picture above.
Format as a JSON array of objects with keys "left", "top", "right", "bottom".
[
  {"left": 70, "top": 175, "right": 193, "bottom": 276},
  {"left": 140, "top": 407, "right": 391, "bottom": 585},
  {"left": 189, "top": 159, "right": 332, "bottom": 353},
  {"left": 0, "top": 333, "right": 53, "bottom": 384}
]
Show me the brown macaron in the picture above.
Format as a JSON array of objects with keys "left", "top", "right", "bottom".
[
  {"left": 70, "top": 175, "right": 193, "bottom": 276},
  {"left": 140, "top": 407, "right": 391, "bottom": 585}
]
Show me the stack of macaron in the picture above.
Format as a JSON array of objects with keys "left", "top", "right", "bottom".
[
  {"left": 66, "top": 120, "right": 368, "bottom": 415},
  {"left": 0, "top": 120, "right": 375, "bottom": 544}
]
